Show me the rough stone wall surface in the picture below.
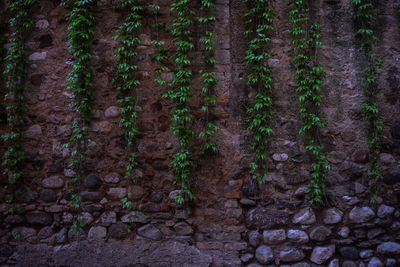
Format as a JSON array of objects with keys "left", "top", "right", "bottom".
[{"left": 0, "top": 0, "right": 400, "bottom": 266}]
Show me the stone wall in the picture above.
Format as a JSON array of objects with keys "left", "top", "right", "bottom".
[{"left": 0, "top": 0, "right": 400, "bottom": 266}]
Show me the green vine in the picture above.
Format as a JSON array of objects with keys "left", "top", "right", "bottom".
[
  {"left": 113, "top": 0, "right": 144, "bottom": 209},
  {"left": 198, "top": 0, "right": 219, "bottom": 155},
  {"left": 164, "top": 0, "right": 196, "bottom": 205},
  {"left": 2, "top": 0, "right": 37, "bottom": 185},
  {"left": 243, "top": 0, "right": 274, "bottom": 184},
  {"left": 290, "top": 0, "right": 330, "bottom": 206},
  {"left": 351, "top": 0, "right": 383, "bottom": 202},
  {"left": 63, "top": 0, "right": 96, "bottom": 211}
]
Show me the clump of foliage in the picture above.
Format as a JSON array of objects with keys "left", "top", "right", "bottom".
[
  {"left": 2, "top": 0, "right": 37, "bottom": 185},
  {"left": 113, "top": 0, "right": 145, "bottom": 209},
  {"left": 351, "top": 0, "right": 383, "bottom": 202},
  {"left": 290, "top": 0, "right": 330, "bottom": 206},
  {"left": 164, "top": 0, "right": 196, "bottom": 205},
  {"left": 198, "top": 0, "right": 219, "bottom": 155},
  {"left": 63, "top": 0, "right": 96, "bottom": 212},
  {"left": 243, "top": 0, "right": 274, "bottom": 184}
]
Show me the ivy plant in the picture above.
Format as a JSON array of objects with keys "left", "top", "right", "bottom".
[
  {"left": 113, "top": 0, "right": 144, "bottom": 209},
  {"left": 198, "top": 0, "right": 219, "bottom": 155},
  {"left": 243, "top": 0, "right": 274, "bottom": 184},
  {"left": 351, "top": 0, "right": 383, "bottom": 202},
  {"left": 164, "top": 0, "right": 196, "bottom": 205},
  {"left": 63, "top": 0, "right": 96, "bottom": 210},
  {"left": 2, "top": 0, "right": 37, "bottom": 185},
  {"left": 290, "top": 0, "right": 330, "bottom": 206}
]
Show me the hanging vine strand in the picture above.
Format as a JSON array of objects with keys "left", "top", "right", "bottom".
[
  {"left": 2, "top": 0, "right": 37, "bottom": 185},
  {"left": 243, "top": 0, "right": 274, "bottom": 184},
  {"left": 63, "top": 0, "right": 96, "bottom": 215},
  {"left": 164, "top": 0, "right": 196, "bottom": 205},
  {"left": 113, "top": 0, "right": 144, "bottom": 210},
  {"left": 290, "top": 0, "right": 330, "bottom": 206},
  {"left": 351, "top": 0, "right": 383, "bottom": 202},
  {"left": 198, "top": 0, "right": 219, "bottom": 155}
]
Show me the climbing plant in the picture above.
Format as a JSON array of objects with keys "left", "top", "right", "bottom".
[
  {"left": 198, "top": 0, "right": 219, "bottom": 155},
  {"left": 290, "top": 0, "right": 330, "bottom": 206},
  {"left": 351, "top": 0, "right": 383, "bottom": 202},
  {"left": 62, "top": 0, "right": 96, "bottom": 211},
  {"left": 2, "top": 0, "right": 37, "bottom": 185},
  {"left": 0, "top": 10, "right": 9, "bottom": 125},
  {"left": 164, "top": 0, "right": 196, "bottom": 205},
  {"left": 243, "top": 0, "right": 274, "bottom": 184},
  {"left": 113, "top": 0, "right": 144, "bottom": 209}
]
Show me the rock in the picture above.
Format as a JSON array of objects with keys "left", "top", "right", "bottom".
[
  {"left": 258, "top": 196, "right": 275, "bottom": 206},
  {"left": 287, "top": 229, "right": 309, "bottom": 244},
  {"left": 36, "top": 19, "right": 49, "bottom": 29},
  {"left": 353, "top": 150, "right": 369, "bottom": 163},
  {"left": 248, "top": 231, "right": 261, "bottom": 247},
  {"left": 40, "top": 189, "right": 57, "bottom": 202},
  {"left": 354, "top": 182, "right": 367, "bottom": 194},
  {"left": 379, "top": 153, "right": 395, "bottom": 165},
  {"left": 385, "top": 259, "right": 397, "bottom": 267},
  {"left": 121, "top": 211, "right": 150, "bottom": 224},
  {"left": 338, "top": 227, "right": 351, "bottom": 238},
  {"left": 247, "top": 264, "right": 262, "bottom": 267},
  {"left": 240, "top": 198, "right": 256, "bottom": 206},
  {"left": 12, "top": 227, "right": 37, "bottom": 241},
  {"left": 25, "top": 124, "right": 42, "bottom": 139},
  {"left": 174, "top": 222, "right": 193, "bottom": 235},
  {"left": 359, "top": 250, "right": 374, "bottom": 259},
  {"left": 0, "top": 244, "right": 13, "bottom": 257},
  {"left": 295, "top": 186, "right": 308, "bottom": 197},
  {"left": 391, "top": 123, "right": 400, "bottom": 139},
  {"left": 255, "top": 245, "right": 274, "bottom": 264},
  {"left": 129, "top": 185, "right": 144, "bottom": 200},
  {"left": 368, "top": 257, "right": 383, "bottom": 267},
  {"left": 291, "top": 263, "right": 310, "bottom": 267},
  {"left": 137, "top": 224, "right": 162, "bottom": 240},
  {"left": 279, "top": 248, "right": 305, "bottom": 262},
  {"left": 310, "top": 226, "right": 332, "bottom": 241},
  {"left": 376, "top": 242, "right": 400, "bottom": 255},
  {"left": 339, "top": 247, "right": 359, "bottom": 259},
  {"left": 77, "top": 212, "right": 94, "bottom": 225},
  {"left": 151, "top": 160, "right": 168, "bottom": 170},
  {"left": 367, "top": 228, "right": 384, "bottom": 239},
  {"left": 81, "top": 191, "right": 102, "bottom": 202},
  {"left": 149, "top": 191, "right": 163, "bottom": 203},
  {"left": 377, "top": 205, "right": 395, "bottom": 218},
  {"left": 88, "top": 226, "right": 107, "bottom": 240},
  {"left": 272, "top": 153, "right": 288, "bottom": 162},
  {"left": 383, "top": 173, "right": 400, "bottom": 185},
  {"left": 328, "top": 258, "right": 340, "bottom": 267},
  {"left": 323, "top": 208, "right": 343, "bottom": 224},
  {"left": 26, "top": 211, "right": 53, "bottom": 225},
  {"left": 240, "top": 253, "right": 253, "bottom": 263},
  {"left": 62, "top": 213, "right": 73, "bottom": 224},
  {"left": 56, "top": 125, "right": 72, "bottom": 137},
  {"left": 263, "top": 229, "right": 285, "bottom": 244},
  {"left": 276, "top": 201, "right": 302, "bottom": 210},
  {"left": 15, "top": 186, "right": 37, "bottom": 203},
  {"left": 4, "top": 215, "right": 24, "bottom": 224},
  {"left": 267, "top": 58, "right": 280, "bottom": 67},
  {"left": 68, "top": 228, "right": 86, "bottom": 241},
  {"left": 242, "top": 179, "right": 259, "bottom": 196},
  {"left": 100, "top": 211, "right": 117, "bottom": 226},
  {"left": 56, "top": 228, "right": 68, "bottom": 244},
  {"left": 84, "top": 173, "right": 102, "bottom": 189},
  {"left": 91, "top": 121, "right": 113, "bottom": 133},
  {"left": 104, "top": 106, "right": 121, "bottom": 118},
  {"left": 109, "top": 223, "right": 129, "bottom": 239},
  {"left": 104, "top": 173, "right": 120, "bottom": 183},
  {"left": 245, "top": 208, "right": 290, "bottom": 229},
  {"left": 38, "top": 226, "right": 53, "bottom": 239},
  {"left": 310, "top": 245, "right": 336, "bottom": 264},
  {"left": 42, "top": 176, "right": 64, "bottom": 189},
  {"left": 342, "top": 261, "right": 357, "bottom": 267},
  {"left": 292, "top": 208, "right": 316, "bottom": 224},
  {"left": 29, "top": 52, "right": 47, "bottom": 61},
  {"left": 349, "top": 207, "right": 375, "bottom": 223},
  {"left": 107, "top": 188, "right": 127, "bottom": 199}
]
